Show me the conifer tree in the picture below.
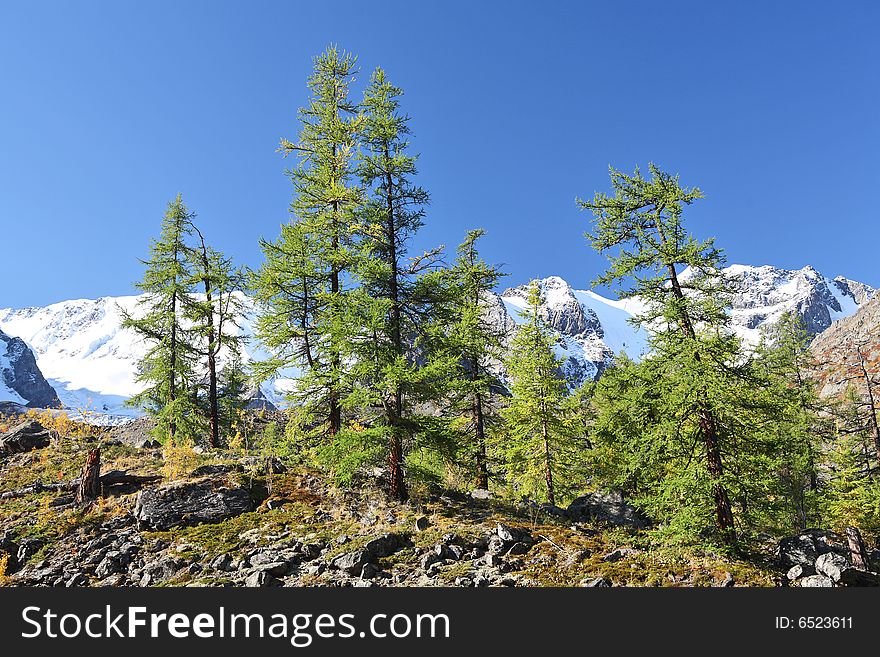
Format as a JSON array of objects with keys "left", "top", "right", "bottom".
[
  {"left": 188, "top": 225, "right": 246, "bottom": 448},
  {"left": 500, "top": 281, "right": 577, "bottom": 506},
  {"left": 823, "top": 398, "right": 880, "bottom": 539},
  {"left": 446, "top": 229, "right": 507, "bottom": 489},
  {"left": 123, "top": 194, "right": 201, "bottom": 444},
  {"left": 580, "top": 164, "right": 744, "bottom": 544},
  {"left": 252, "top": 46, "right": 363, "bottom": 440},
  {"left": 753, "top": 312, "right": 824, "bottom": 531},
  {"left": 339, "top": 67, "right": 447, "bottom": 500}
]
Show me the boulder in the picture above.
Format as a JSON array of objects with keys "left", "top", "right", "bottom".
[
  {"left": 134, "top": 478, "right": 254, "bottom": 530},
  {"left": 364, "top": 533, "right": 408, "bottom": 559},
  {"left": 778, "top": 529, "right": 847, "bottom": 569},
  {"left": 815, "top": 552, "right": 850, "bottom": 582},
  {"left": 815, "top": 552, "right": 880, "bottom": 586},
  {"left": 581, "top": 577, "right": 612, "bottom": 587},
  {"left": 331, "top": 549, "right": 371, "bottom": 575},
  {"left": 799, "top": 574, "right": 834, "bottom": 587},
  {"left": 786, "top": 564, "right": 814, "bottom": 581},
  {"left": 566, "top": 491, "right": 650, "bottom": 528},
  {"left": 0, "top": 420, "right": 51, "bottom": 456}
]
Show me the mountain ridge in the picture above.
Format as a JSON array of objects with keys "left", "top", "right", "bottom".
[{"left": 0, "top": 263, "right": 872, "bottom": 420}]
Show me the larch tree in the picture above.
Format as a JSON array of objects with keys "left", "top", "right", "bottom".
[
  {"left": 446, "top": 229, "right": 507, "bottom": 490},
  {"left": 252, "top": 46, "right": 363, "bottom": 441},
  {"left": 123, "top": 194, "right": 201, "bottom": 444},
  {"left": 342, "top": 67, "right": 447, "bottom": 501},
  {"left": 752, "top": 312, "right": 825, "bottom": 532},
  {"left": 580, "top": 164, "right": 742, "bottom": 543},
  {"left": 187, "top": 224, "right": 246, "bottom": 448},
  {"left": 500, "top": 281, "right": 576, "bottom": 506}
]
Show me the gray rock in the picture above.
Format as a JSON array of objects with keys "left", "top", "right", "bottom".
[
  {"left": 506, "top": 542, "right": 531, "bottom": 556},
  {"left": 360, "top": 563, "right": 380, "bottom": 579},
  {"left": 364, "top": 533, "right": 407, "bottom": 559},
  {"left": 134, "top": 479, "right": 254, "bottom": 530},
  {"left": 778, "top": 529, "right": 847, "bottom": 569},
  {"left": 414, "top": 516, "right": 430, "bottom": 532},
  {"left": 602, "top": 547, "right": 640, "bottom": 563},
  {"left": 0, "top": 331, "right": 60, "bottom": 408},
  {"left": 487, "top": 535, "right": 507, "bottom": 555},
  {"left": 95, "top": 550, "right": 129, "bottom": 579},
  {"left": 786, "top": 564, "right": 814, "bottom": 580},
  {"left": 495, "top": 523, "right": 529, "bottom": 544},
  {"left": 0, "top": 420, "right": 52, "bottom": 456},
  {"left": 16, "top": 538, "right": 44, "bottom": 565},
  {"left": 331, "top": 549, "right": 371, "bottom": 575},
  {"left": 800, "top": 574, "right": 834, "bottom": 587},
  {"left": 469, "top": 489, "right": 493, "bottom": 500},
  {"left": 581, "top": 577, "right": 612, "bottom": 587},
  {"left": 244, "top": 570, "right": 281, "bottom": 587},
  {"left": 566, "top": 491, "right": 650, "bottom": 528},
  {"left": 815, "top": 552, "right": 850, "bottom": 582}
]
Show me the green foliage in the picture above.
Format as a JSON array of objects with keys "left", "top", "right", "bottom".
[
  {"left": 499, "top": 282, "right": 583, "bottom": 506},
  {"left": 252, "top": 46, "right": 363, "bottom": 440},
  {"left": 581, "top": 164, "right": 796, "bottom": 546},
  {"left": 443, "top": 229, "right": 507, "bottom": 489},
  {"left": 822, "top": 388, "right": 880, "bottom": 540},
  {"left": 122, "top": 194, "right": 203, "bottom": 444}
]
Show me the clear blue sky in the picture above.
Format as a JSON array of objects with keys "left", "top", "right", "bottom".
[{"left": 1, "top": 0, "right": 877, "bottom": 308}]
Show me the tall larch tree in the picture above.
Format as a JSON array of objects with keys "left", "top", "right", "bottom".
[
  {"left": 123, "top": 194, "right": 201, "bottom": 444},
  {"left": 188, "top": 224, "right": 246, "bottom": 448},
  {"left": 252, "top": 46, "right": 363, "bottom": 440},
  {"left": 580, "top": 164, "right": 740, "bottom": 543},
  {"left": 344, "top": 67, "right": 447, "bottom": 501},
  {"left": 446, "top": 229, "right": 507, "bottom": 490},
  {"left": 500, "top": 281, "right": 575, "bottom": 506}
]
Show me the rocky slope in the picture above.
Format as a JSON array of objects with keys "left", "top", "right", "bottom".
[
  {"left": 809, "top": 293, "right": 880, "bottom": 398},
  {"left": 0, "top": 419, "right": 780, "bottom": 587},
  {"left": 0, "top": 329, "right": 59, "bottom": 408}
]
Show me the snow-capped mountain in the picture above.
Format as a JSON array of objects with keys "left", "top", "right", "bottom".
[
  {"left": 0, "top": 328, "right": 60, "bottom": 408},
  {"left": 0, "top": 263, "right": 871, "bottom": 421},
  {"left": 0, "top": 294, "right": 292, "bottom": 423},
  {"left": 500, "top": 276, "right": 646, "bottom": 386},
  {"left": 719, "top": 264, "right": 873, "bottom": 342}
]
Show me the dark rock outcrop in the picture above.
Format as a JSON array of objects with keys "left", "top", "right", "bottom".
[
  {"left": 0, "top": 330, "right": 60, "bottom": 408},
  {"left": 134, "top": 478, "right": 255, "bottom": 530},
  {"left": 566, "top": 491, "right": 650, "bottom": 528},
  {"left": 0, "top": 419, "right": 51, "bottom": 456}
]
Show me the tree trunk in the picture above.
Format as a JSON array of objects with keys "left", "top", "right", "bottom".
[
  {"left": 169, "top": 290, "right": 177, "bottom": 444},
  {"left": 328, "top": 142, "right": 342, "bottom": 438},
  {"left": 75, "top": 448, "right": 101, "bottom": 505},
  {"left": 473, "top": 388, "right": 488, "bottom": 490},
  {"left": 541, "top": 415, "right": 555, "bottom": 506},
  {"left": 846, "top": 526, "right": 870, "bottom": 570},
  {"left": 664, "top": 255, "right": 736, "bottom": 543},
  {"left": 197, "top": 237, "right": 220, "bottom": 450},
  {"left": 389, "top": 433, "right": 407, "bottom": 501}
]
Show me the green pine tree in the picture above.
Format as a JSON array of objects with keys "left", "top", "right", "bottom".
[
  {"left": 252, "top": 46, "right": 363, "bottom": 441},
  {"left": 752, "top": 312, "right": 825, "bottom": 532},
  {"left": 187, "top": 224, "right": 246, "bottom": 448},
  {"left": 823, "top": 391, "right": 880, "bottom": 540},
  {"left": 580, "top": 164, "right": 753, "bottom": 545},
  {"left": 445, "top": 229, "right": 507, "bottom": 490},
  {"left": 123, "top": 194, "right": 202, "bottom": 444},
  {"left": 500, "top": 281, "right": 578, "bottom": 506},
  {"left": 334, "top": 67, "right": 448, "bottom": 500}
]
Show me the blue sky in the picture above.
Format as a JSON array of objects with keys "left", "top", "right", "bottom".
[{"left": 1, "top": 1, "right": 877, "bottom": 308}]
